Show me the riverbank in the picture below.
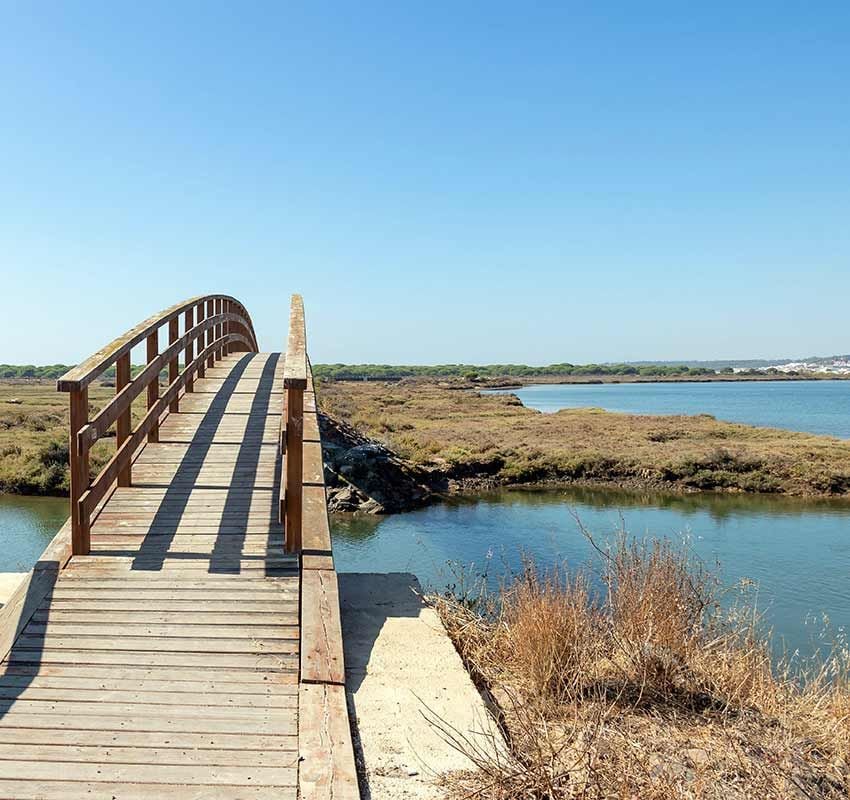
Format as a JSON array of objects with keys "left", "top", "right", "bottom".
[
  {"left": 319, "top": 379, "right": 850, "bottom": 509},
  {"left": 6, "top": 376, "right": 850, "bottom": 507},
  {"left": 433, "top": 532, "right": 850, "bottom": 799}
]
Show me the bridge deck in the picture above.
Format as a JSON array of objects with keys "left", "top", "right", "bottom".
[{"left": 0, "top": 353, "right": 302, "bottom": 799}]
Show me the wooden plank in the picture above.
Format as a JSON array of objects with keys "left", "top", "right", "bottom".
[
  {"left": 0, "top": 760, "right": 297, "bottom": 787},
  {"left": 0, "top": 780, "right": 291, "bottom": 800},
  {"left": 300, "top": 569, "right": 345, "bottom": 685},
  {"left": 31, "top": 610, "right": 298, "bottom": 626},
  {"left": 0, "top": 743, "right": 294, "bottom": 765},
  {"left": 0, "top": 684, "right": 297, "bottom": 708},
  {"left": 14, "top": 635, "right": 299, "bottom": 655},
  {"left": 0, "top": 725, "right": 294, "bottom": 750},
  {"left": 3, "top": 663, "right": 298, "bottom": 685},
  {"left": 299, "top": 683, "right": 359, "bottom": 800},
  {"left": 6, "top": 649, "right": 298, "bottom": 671},
  {"left": 303, "top": 440, "right": 325, "bottom": 485},
  {"left": 302, "top": 484, "right": 333, "bottom": 570},
  {"left": 0, "top": 708, "right": 296, "bottom": 734},
  {"left": 41, "top": 600, "right": 296, "bottom": 613}
]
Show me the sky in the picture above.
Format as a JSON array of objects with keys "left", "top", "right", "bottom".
[{"left": 2, "top": 2, "right": 849, "bottom": 366}]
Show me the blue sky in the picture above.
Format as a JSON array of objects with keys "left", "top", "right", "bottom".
[{"left": 3, "top": 2, "right": 849, "bottom": 365}]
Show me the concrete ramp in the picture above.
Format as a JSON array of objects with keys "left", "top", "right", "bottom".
[{"left": 340, "top": 573, "right": 503, "bottom": 800}]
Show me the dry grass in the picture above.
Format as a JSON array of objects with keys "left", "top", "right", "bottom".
[
  {"left": 433, "top": 531, "right": 850, "bottom": 799},
  {"left": 0, "top": 379, "right": 146, "bottom": 494},
  {"left": 319, "top": 379, "right": 850, "bottom": 497}
]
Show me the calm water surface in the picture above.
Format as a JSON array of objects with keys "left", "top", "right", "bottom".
[
  {"left": 332, "top": 486, "right": 850, "bottom": 659},
  {"left": 0, "top": 495, "right": 68, "bottom": 572},
  {"left": 486, "top": 380, "right": 850, "bottom": 438},
  {"left": 2, "top": 487, "right": 848, "bottom": 660}
]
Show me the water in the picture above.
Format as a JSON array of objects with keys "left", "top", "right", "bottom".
[
  {"left": 332, "top": 486, "right": 850, "bottom": 659},
  {"left": 485, "top": 380, "right": 850, "bottom": 438},
  {"left": 0, "top": 495, "right": 68, "bottom": 573},
  {"left": 2, "top": 487, "right": 848, "bottom": 660}
]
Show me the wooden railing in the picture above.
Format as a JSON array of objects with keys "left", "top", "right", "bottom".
[
  {"left": 282, "top": 294, "right": 308, "bottom": 553},
  {"left": 57, "top": 295, "right": 259, "bottom": 555}
]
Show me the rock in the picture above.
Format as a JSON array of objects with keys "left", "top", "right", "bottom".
[
  {"left": 320, "top": 413, "right": 433, "bottom": 514},
  {"left": 685, "top": 747, "right": 710, "bottom": 767}
]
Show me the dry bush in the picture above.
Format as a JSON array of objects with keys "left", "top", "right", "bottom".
[{"left": 432, "top": 528, "right": 850, "bottom": 799}]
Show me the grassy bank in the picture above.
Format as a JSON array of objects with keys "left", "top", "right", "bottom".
[
  {"left": 319, "top": 379, "right": 850, "bottom": 497},
  {"left": 433, "top": 533, "right": 850, "bottom": 798},
  {"left": 0, "top": 380, "right": 129, "bottom": 495}
]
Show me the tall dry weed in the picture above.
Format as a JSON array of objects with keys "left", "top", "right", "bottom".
[{"left": 432, "top": 525, "right": 850, "bottom": 799}]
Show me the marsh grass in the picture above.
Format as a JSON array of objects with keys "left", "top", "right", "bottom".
[
  {"left": 0, "top": 379, "right": 148, "bottom": 494},
  {"left": 432, "top": 529, "right": 850, "bottom": 799},
  {"left": 319, "top": 379, "right": 850, "bottom": 497}
]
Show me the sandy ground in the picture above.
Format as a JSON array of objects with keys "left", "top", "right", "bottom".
[
  {"left": 0, "top": 573, "right": 25, "bottom": 607},
  {"left": 339, "top": 573, "right": 502, "bottom": 800}
]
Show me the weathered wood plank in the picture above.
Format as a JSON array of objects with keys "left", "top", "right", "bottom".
[
  {"left": 0, "top": 743, "right": 294, "bottom": 765},
  {"left": 300, "top": 569, "right": 345, "bottom": 685},
  {"left": 0, "top": 760, "right": 297, "bottom": 787},
  {"left": 0, "top": 780, "right": 292, "bottom": 800},
  {"left": 299, "top": 683, "right": 360, "bottom": 800}
]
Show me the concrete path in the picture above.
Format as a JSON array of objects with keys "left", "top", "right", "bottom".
[
  {"left": 0, "top": 573, "right": 25, "bottom": 608},
  {"left": 339, "top": 573, "right": 501, "bottom": 800}
]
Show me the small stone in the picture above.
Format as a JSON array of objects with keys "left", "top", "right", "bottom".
[{"left": 685, "top": 747, "right": 710, "bottom": 767}]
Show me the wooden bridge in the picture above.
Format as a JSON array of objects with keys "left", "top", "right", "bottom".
[{"left": 0, "top": 296, "right": 358, "bottom": 799}]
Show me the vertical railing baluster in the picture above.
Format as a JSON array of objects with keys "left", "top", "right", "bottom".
[
  {"left": 146, "top": 331, "right": 159, "bottom": 443},
  {"left": 116, "top": 353, "right": 131, "bottom": 487},
  {"left": 184, "top": 306, "right": 195, "bottom": 393},
  {"left": 206, "top": 299, "right": 215, "bottom": 369},
  {"left": 69, "top": 388, "right": 90, "bottom": 555},
  {"left": 197, "top": 302, "right": 206, "bottom": 379},
  {"left": 169, "top": 317, "right": 179, "bottom": 413},
  {"left": 285, "top": 386, "right": 304, "bottom": 553},
  {"left": 214, "top": 298, "right": 222, "bottom": 361}
]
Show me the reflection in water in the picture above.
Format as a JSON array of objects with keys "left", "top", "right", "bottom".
[{"left": 331, "top": 485, "right": 850, "bottom": 659}]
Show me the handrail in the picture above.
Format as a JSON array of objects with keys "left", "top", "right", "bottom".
[
  {"left": 284, "top": 294, "right": 308, "bottom": 389},
  {"left": 57, "top": 295, "right": 259, "bottom": 555},
  {"left": 57, "top": 294, "right": 258, "bottom": 391},
  {"left": 282, "top": 294, "right": 308, "bottom": 553}
]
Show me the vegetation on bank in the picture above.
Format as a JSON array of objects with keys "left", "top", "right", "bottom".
[
  {"left": 433, "top": 532, "right": 850, "bottom": 798},
  {"left": 0, "top": 381, "right": 132, "bottom": 495},
  {"left": 319, "top": 379, "right": 850, "bottom": 497},
  {"left": 310, "top": 363, "right": 821, "bottom": 381},
  {"left": 0, "top": 364, "right": 73, "bottom": 379}
]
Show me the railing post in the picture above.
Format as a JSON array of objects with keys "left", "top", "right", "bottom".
[
  {"left": 206, "top": 299, "right": 215, "bottom": 369},
  {"left": 285, "top": 386, "right": 304, "bottom": 553},
  {"left": 168, "top": 317, "right": 179, "bottom": 412},
  {"left": 116, "top": 353, "right": 131, "bottom": 487},
  {"left": 223, "top": 300, "right": 230, "bottom": 357},
  {"left": 69, "top": 387, "right": 90, "bottom": 555},
  {"left": 197, "top": 302, "right": 206, "bottom": 379},
  {"left": 146, "top": 331, "right": 159, "bottom": 443},
  {"left": 283, "top": 294, "right": 307, "bottom": 555},
  {"left": 184, "top": 306, "right": 195, "bottom": 393},
  {"left": 214, "top": 298, "right": 222, "bottom": 361}
]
